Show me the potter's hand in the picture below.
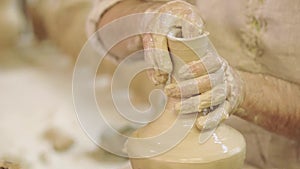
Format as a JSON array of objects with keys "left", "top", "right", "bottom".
[
  {"left": 142, "top": 0, "right": 204, "bottom": 85},
  {"left": 165, "top": 52, "right": 244, "bottom": 130}
]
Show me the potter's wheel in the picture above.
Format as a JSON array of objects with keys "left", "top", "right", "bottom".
[{"left": 120, "top": 162, "right": 259, "bottom": 169}]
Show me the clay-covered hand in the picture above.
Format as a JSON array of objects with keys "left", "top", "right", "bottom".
[
  {"left": 142, "top": 0, "right": 204, "bottom": 85},
  {"left": 165, "top": 52, "right": 245, "bottom": 130}
]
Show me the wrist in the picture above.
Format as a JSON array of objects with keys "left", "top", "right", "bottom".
[
  {"left": 233, "top": 71, "right": 300, "bottom": 140},
  {"left": 235, "top": 70, "right": 261, "bottom": 116},
  {"left": 233, "top": 70, "right": 248, "bottom": 116}
]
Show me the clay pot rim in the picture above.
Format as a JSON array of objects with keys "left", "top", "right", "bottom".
[{"left": 167, "top": 31, "right": 210, "bottom": 42}]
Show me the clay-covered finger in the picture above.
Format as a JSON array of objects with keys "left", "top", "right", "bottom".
[
  {"left": 143, "top": 34, "right": 156, "bottom": 64},
  {"left": 178, "top": 52, "right": 222, "bottom": 80},
  {"left": 165, "top": 75, "right": 210, "bottom": 98},
  {"left": 165, "top": 69, "right": 225, "bottom": 98},
  {"left": 152, "top": 34, "right": 173, "bottom": 74},
  {"left": 142, "top": 34, "right": 172, "bottom": 85},
  {"left": 196, "top": 101, "right": 231, "bottom": 131},
  {"left": 174, "top": 84, "right": 227, "bottom": 114}
]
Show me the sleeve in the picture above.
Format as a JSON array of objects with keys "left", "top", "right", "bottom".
[
  {"left": 86, "top": 0, "right": 123, "bottom": 63},
  {"left": 86, "top": 0, "right": 195, "bottom": 62}
]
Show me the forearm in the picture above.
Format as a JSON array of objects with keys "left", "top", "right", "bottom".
[
  {"left": 97, "top": 0, "right": 165, "bottom": 60},
  {"left": 27, "top": 0, "right": 92, "bottom": 56},
  {"left": 237, "top": 71, "right": 300, "bottom": 140},
  {"left": 27, "top": 0, "right": 162, "bottom": 58},
  {"left": 27, "top": 0, "right": 196, "bottom": 59}
]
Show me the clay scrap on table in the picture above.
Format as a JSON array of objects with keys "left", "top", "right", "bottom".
[
  {"left": 0, "top": 161, "right": 20, "bottom": 169},
  {"left": 43, "top": 128, "right": 75, "bottom": 152}
]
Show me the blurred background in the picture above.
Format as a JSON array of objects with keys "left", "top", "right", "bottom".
[{"left": 0, "top": 0, "right": 132, "bottom": 168}]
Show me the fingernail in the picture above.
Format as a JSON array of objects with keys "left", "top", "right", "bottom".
[
  {"left": 196, "top": 117, "right": 206, "bottom": 130},
  {"left": 174, "top": 99, "right": 198, "bottom": 114}
]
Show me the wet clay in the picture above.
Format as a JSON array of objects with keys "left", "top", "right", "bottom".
[
  {"left": 128, "top": 99, "right": 246, "bottom": 169},
  {"left": 128, "top": 32, "right": 246, "bottom": 169}
]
